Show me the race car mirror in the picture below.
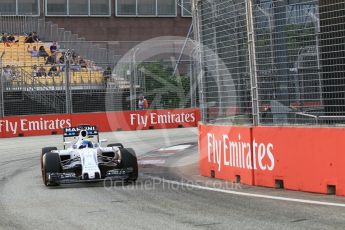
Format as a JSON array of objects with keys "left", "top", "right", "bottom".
[
  {"left": 99, "top": 139, "right": 108, "bottom": 146},
  {"left": 64, "top": 141, "right": 72, "bottom": 148}
]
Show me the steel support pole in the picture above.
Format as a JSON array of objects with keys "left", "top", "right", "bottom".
[
  {"left": 245, "top": 0, "right": 260, "bottom": 126},
  {"left": 129, "top": 54, "right": 135, "bottom": 111},
  {"left": 65, "top": 50, "right": 73, "bottom": 114},
  {"left": 172, "top": 23, "right": 193, "bottom": 78},
  {"left": 193, "top": 0, "right": 208, "bottom": 123},
  {"left": 0, "top": 52, "right": 4, "bottom": 118},
  {"left": 129, "top": 48, "right": 139, "bottom": 111}
]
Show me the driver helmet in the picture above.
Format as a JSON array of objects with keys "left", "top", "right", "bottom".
[{"left": 79, "top": 140, "right": 93, "bottom": 149}]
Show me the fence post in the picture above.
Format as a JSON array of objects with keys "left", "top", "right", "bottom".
[
  {"left": 0, "top": 51, "right": 4, "bottom": 118},
  {"left": 193, "top": 0, "right": 207, "bottom": 123},
  {"left": 245, "top": 0, "right": 260, "bottom": 126},
  {"left": 64, "top": 50, "right": 73, "bottom": 114},
  {"left": 130, "top": 48, "right": 139, "bottom": 111},
  {"left": 190, "top": 55, "right": 197, "bottom": 108},
  {"left": 129, "top": 65, "right": 136, "bottom": 110}
]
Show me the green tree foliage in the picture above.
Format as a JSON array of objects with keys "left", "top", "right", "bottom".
[{"left": 139, "top": 62, "right": 191, "bottom": 109}]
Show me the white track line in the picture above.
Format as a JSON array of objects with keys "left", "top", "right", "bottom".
[
  {"left": 159, "top": 145, "right": 192, "bottom": 151},
  {"left": 149, "top": 176, "right": 345, "bottom": 208},
  {"left": 139, "top": 160, "right": 166, "bottom": 165}
]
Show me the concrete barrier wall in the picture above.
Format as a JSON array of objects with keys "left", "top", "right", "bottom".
[{"left": 199, "top": 123, "right": 345, "bottom": 196}]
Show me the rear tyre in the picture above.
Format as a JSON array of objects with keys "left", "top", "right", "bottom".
[
  {"left": 42, "top": 152, "right": 62, "bottom": 186},
  {"left": 121, "top": 148, "right": 138, "bottom": 182},
  {"left": 107, "top": 143, "right": 124, "bottom": 149}
]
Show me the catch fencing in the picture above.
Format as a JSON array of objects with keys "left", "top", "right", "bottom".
[
  {"left": 0, "top": 60, "right": 197, "bottom": 116},
  {"left": 0, "top": 15, "right": 198, "bottom": 116},
  {"left": 194, "top": 0, "right": 345, "bottom": 126}
]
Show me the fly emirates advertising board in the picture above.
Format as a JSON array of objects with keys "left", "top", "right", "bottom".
[
  {"left": 199, "top": 125, "right": 275, "bottom": 185},
  {"left": 199, "top": 123, "right": 345, "bottom": 196},
  {"left": 0, "top": 109, "right": 200, "bottom": 137}
]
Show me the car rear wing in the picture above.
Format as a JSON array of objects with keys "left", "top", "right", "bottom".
[{"left": 63, "top": 125, "right": 99, "bottom": 138}]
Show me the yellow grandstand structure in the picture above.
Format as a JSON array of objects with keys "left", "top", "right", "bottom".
[{"left": 0, "top": 36, "right": 104, "bottom": 87}]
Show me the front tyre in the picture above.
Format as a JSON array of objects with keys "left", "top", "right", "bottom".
[
  {"left": 42, "top": 152, "right": 62, "bottom": 186},
  {"left": 41, "top": 147, "right": 58, "bottom": 183},
  {"left": 41, "top": 147, "right": 57, "bottom": 168},
  {"left": 121, "top": 148, "right": 138, "bottom": 182}
]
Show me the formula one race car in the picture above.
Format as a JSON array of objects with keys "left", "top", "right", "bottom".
[{"left": 40, "top": 125, "right": 138, "bottom": 186}]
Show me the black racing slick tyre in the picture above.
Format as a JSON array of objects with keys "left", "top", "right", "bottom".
[
  {"left": 121, "top": 148, "right": 138, "bottom": 182},
  {"left": 107, "top": 143, "right": 124, "bottom": 149},
  {"left": 41, "top": 147, "right": 58, "bottom": 177},
  {"left": 41, "top": 147, "right": 57, "bottom": 166},
  {"left": 42, "top": 152, "right": 62, "bottom": 186}
]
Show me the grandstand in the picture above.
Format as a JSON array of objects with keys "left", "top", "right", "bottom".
[
  {"left": 1, "top": 36, "right": 105, "bottom": 88},
  {"left": 0, "top": 32, "right": 138, "bottom": 116}
]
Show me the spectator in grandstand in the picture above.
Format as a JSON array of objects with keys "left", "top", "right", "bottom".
[
  {"left": 68, "top": 55, "right": 80, "bottom": 71},
  {"left": 71, "top": 52, "right": 78, "bottom": 63},
  {"left": 103, "top": 66, "right": 112, "bottom": 77},
  {"left": 38, "top": 46, "right": 49, "bottom": 58},
  {"left": 32, "top": 32, "right": 40, "bottom": 42},
  {"left": 50, "top": 42, "right": 58, "bottom": 53},
  {"left": 10, "top": 65, "right": 21, "bottom": 79},
  {"left": 89, "top": 61, "right": 101, "bottom": 71},
  {"left": 103, "top": 66, "right": 112, "bottom": 86},
  {"left": 48, "top": 64, "right": 59, "bottom": 76},
  {"left": 58, "top": 52, "right": 65, "bottom": 64},
  {"left": 27, "top": 45, "right": 39, "bottom": 57},
  {"left": 2, "top": 65, "right": 14, "bottom": 89},
  {"left": 2, "top": 33, "right": 8, "bottom": 41},
  {"left": 45, "top": 53, "right": 57, "bottom": 65},
  {"left": 73, "top": 55, "right": 80, "bottom": 65},
  {"left": 2, "top": 33, "right": 10, "bottom": 47},
  {"left": 70, "top": 62, "right": 81, "bottom": 72},
  {"left": 79, "top": 57, "right": 87, "bottom": 69},
  {"left": 24, "top": 33, "right": 34, "bottom": 43},
  {"left": 58, "top": 53, "right": 66, "bottom": 72},
  {"left": 38, "top": 64, "right": 47, "bottom": 77},
  {"left": 7, "top": 34, "right": 16, "bottom": 43},
  {"left": 72, "top": 51, "right": 77, "bottom": 61},
  {"left": 138, "top": 96, "right": 148, "bottom": 110},
  {"left": 32, "top": 65, "right": 39, "bottom": 77},
  {"left": 85, "top": 60, "right": 94, "bottom": 71},
  {"left": 2, "top": 65, "right": 13, "bottom": 80}
]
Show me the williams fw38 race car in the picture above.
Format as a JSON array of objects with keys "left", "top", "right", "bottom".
[{"left": 40, "top": 125, "right": 138, "bottom": 186}]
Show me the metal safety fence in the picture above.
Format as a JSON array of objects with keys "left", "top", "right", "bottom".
[
  {"left": 0, "top": 15, "right": 198, "bottom": 116},
  {"left": 194, "top": 0, "right": 345, "bottom": 126},
  {"left": 0, "top": 59, "right": 197, "bottom": 116}
]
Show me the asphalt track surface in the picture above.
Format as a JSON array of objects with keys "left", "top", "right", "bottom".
[{"left": 0, "top": 128, "right": 345, "bottom": 230}]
